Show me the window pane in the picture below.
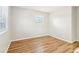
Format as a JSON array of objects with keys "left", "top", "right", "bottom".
[{"left": 0, "top": 6, "right": 6, "bottom": 32}]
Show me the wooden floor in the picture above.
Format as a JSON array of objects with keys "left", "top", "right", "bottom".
[{"left": 8, "top": 36, "right": 79, "bottom": 53}]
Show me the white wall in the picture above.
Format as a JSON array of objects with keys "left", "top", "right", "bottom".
[
  {"left": 76, "top": 7, "right": 79, "bottom": 41},
  {"left": 71, "top": 6, "right": 79, "bottom": 42},
  {"left": 71, "top": 7, "right": 77, "bottom": 42},
  {"left": 0, "top": 6, "right": 11, "bottom": 52},
  {"left": 49, "top": 7, "right": 73, "bottom": 42},
  {"left": 11, "top": 7, "right": 49, "bottom": 41},
  {"left": 11, "top": 6, "right": 78, "bottom": 43}
]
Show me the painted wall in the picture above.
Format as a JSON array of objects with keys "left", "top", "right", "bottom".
[
  {"left": 11, "top": 7, "right": 49, "bottom": 41},
  {"left": 71, "top": 7, "right": 77, "bottom": 42},
  {"left": 0, "top": 6, "right": 11, "bottom": 52},
  {"left": 76, "top": 7, "right": 79, "bottom": 41},
  {"left": 49, "top": 7, "right": 73, "bottom": 42},
  {"left": 11, "top": 6, "right": 77, "bottom": 43},
  {"left": 71, "top": 6, "right": 79, "bottom": 42}
]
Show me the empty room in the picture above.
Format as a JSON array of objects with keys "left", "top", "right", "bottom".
[{"left": 0, "top": 6, "right": 79, "bottom": 53}]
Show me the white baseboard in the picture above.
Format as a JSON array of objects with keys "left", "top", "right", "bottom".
[
  {"left": 12, "top": 34, "right": 49, "bottom": 42},
  {"left": 12, "top": 34, "right": 75, "bottom": 43},
  {"left": 76, "top": 40, "right": 79, "bottom": 41},
  {"left": 5, "top": 40, "right": 12, "bottom": 53},
  {"left": 48, "top": 34, "right": 74, "bottom": 43}
]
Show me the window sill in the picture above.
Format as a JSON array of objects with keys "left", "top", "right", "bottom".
[{"left": 0, "top": 30, "right": 8, "bottom": 35}]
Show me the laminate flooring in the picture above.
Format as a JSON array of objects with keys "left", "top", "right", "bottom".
[{"left": 7, "top": 36, "right": 79, "bottom": 53}]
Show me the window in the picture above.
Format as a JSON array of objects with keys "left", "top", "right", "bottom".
[
  {"left": 35, "top": 16, "right": 44, "bottom": 23},
  {"left": 0, "top": 7, "right": 7, "bottom": 34}
]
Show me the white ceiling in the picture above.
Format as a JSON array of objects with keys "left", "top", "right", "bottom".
[{"left": 17, "top": 6, "right": 65, "bottom": 13}]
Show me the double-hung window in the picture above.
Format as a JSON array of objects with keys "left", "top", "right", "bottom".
[{"left": 0, "top": 6, "right": 7, "bottom": 34}]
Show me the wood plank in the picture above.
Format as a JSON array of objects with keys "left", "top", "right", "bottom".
[{"left": 7, "top": 36, "right": 79, "bottom": 53}]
